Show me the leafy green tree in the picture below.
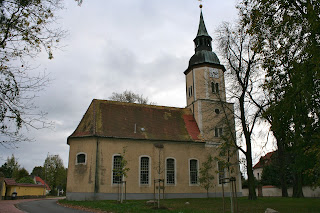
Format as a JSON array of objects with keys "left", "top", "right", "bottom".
[
  {"left": 241, "top": 0, "right": 320, "bottom": 197},
  {"left": 0, "top": 163, "right": 13, "bottom": 178},
  {"left": 0, "top": 155, "right": 20, "bottom": 178},
  {"left": 12, "top": 167, "right": 29, "bottom": 181},
  {"left": 43, "top": 154, "right": 67, "bottom": 195},
  {"left": 260, "top": 165, "right": 281, "bottom": 187},
  {"left": 0, "top": 0, "right": 64, "bottom": 146},
  {"left": 31, "top": 166, "right": 44, "bottom": 179},
  {"left": 199, "top": 155, "right": 215, "bottom": 198},
  {"left": 16, "top": 176, "right": 35, "bottom": 184}
]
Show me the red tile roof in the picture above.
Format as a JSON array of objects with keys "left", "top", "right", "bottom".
[
  {"left": 253, "top": 151, "right": 275, "bottom": 169},
  {"left": 4, "top": 178, "right": 16, "bottom": 186},
  {"left": 69, "top": 100, "right": 201, "bottom": 143},
  {"left": 35, "top": 176, "right": 51, "bottom": 190},
  {"left": 4, "top": 178, "right": 45, "bottom": 188}
]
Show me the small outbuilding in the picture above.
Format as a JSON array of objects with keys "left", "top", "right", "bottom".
[{"left": 1, "top": 178, "right": 46, "bottom": 199}]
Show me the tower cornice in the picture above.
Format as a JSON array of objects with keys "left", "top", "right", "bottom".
[{"left": 184, "top": 63, "right": 226, "bottom": 75}]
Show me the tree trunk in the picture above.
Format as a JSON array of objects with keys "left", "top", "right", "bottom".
[
  {"left": 239, "top": 92, "right": 257, "bottom": 200},
  {"left": 246, "top": 152, "right": 257, "bottom": 200},
  {"left": 277, "top": 141, "right": 288, "bottom": 197},
  {"left": 280, "top": 174, "right": 288, "bottom": 197},
  {"left": 293, "top": 171, "right": 304, "bottom": 198}
]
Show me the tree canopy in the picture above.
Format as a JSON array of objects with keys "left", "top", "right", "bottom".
[
  {"left": 31, "top": 166, "right": 44, "bottom": 179},
  {"left": 109, "top": 90, "right": 155, "bottom": 105},
  {"left": 43, "top": 154, "right": 67, "bottom": 195},
  {"left": 16, "top": 176, "right": 35, "bottom": 184},
  {"left": 240, "top": 0, "right": 320, "bottom": 196},
  {"left": 0, "top": 0, "right": 64, "bottom": 146},
  {"left": 0, "top": 154, "right": 20, "bottom": 178}
]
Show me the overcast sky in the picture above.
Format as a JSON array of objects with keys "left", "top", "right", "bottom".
[{"left": 0, "top": 0, "right": 274, "bottom": 173}]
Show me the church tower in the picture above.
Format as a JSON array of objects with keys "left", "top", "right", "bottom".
[{"left": 185, "top": 10, "right": 230, "bottom": 142}]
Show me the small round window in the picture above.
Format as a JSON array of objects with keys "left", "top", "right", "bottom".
[{"left": 215, "top": 109, "right": 220, "bottom": 114}]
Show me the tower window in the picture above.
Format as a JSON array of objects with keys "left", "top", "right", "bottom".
[
  {"left": 215, "top": 127, "right": 223, "bottom": 137},
  {"left": 188, "top": 86, "right": 193, "bottom": 97},
  {"left": 211, "top": 82, "right": 219, "bottom": 94}
]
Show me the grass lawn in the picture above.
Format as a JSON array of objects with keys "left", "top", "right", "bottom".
[{"left": 59, "top": 197, "right": 320, "bottom": 213}]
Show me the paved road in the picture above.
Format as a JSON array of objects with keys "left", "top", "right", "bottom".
[{"left": 16, "top": 199, "right": 93, "bottom": 213}]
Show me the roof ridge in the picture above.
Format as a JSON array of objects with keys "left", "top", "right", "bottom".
[
  {"left": 93, "top": 99, "right": 188, "bottom": 111},
  {"left": 93, "top": 99, "right": 97, "bottom": 135}
]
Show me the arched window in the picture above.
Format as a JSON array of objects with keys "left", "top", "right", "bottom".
[
  {"left": 166, "top": 158, "right": 175, "bottom": 185},
  {"left": 112, "top": 155, "right": 123, "bottom": 184},
  {"left": 189, "top": 159, "right": 198, "bottom": 184},
  {"left": 140, "top": 156, "right": 150, "bottom": 185},
  {"left": 76, "top": 152, "right": 86, "bottom": 165}
]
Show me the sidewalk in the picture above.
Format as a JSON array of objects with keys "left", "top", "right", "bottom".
[{"left": 0, "top": 199, "right": 36, "bottom": 213}]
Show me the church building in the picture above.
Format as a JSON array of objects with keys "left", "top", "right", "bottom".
[{"left": 66, "top": 10, "right": 241, "bottom": 201}]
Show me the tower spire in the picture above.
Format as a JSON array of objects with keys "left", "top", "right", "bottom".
[
  {"left": 187, "top": 8, "right": 221, "bottom": 69},
  {"left": 196, "top": 11, "right": 210, "bottom": 38},
  {"left": 193, "top": 11, "right": 212, "bottom": 52}
]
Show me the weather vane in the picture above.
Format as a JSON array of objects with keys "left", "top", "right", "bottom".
[{"left": 198, "top": 0, "right": 203, "bottom": 8}]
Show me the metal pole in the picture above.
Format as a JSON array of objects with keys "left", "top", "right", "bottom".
[
  {"left": 154, "top": 179, "right": 156, "bottom": 207},
  {"left": 120, "top": 179, "right": 123, "bottom": 203},
  {"left": 230, "top": 179, "right": 234, "bottom": 213},
  {"left": 162, "top": 179, "right": 164, "bottom": 199},
  {"left": 125, "top": 181, "right": 127, "bottom": 201},
  {"left": 234, "top": 178, "right": 238, "bottom": 213},
  {"left": 222, "top": 181, "right": 225, "bottom": 213},
  {"left": 118, "top": 182, "right": 120, "bottom": 202}
]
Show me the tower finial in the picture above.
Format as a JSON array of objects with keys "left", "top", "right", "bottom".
[{"left": 198, "top": 0, "right": 203, "bottom": 9}]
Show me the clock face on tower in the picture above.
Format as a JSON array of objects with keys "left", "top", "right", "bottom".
[{"left": 209, "top": 68, "right": 219, "bottom": 78}]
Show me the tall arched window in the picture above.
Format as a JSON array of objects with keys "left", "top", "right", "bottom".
[
  {"left": 190, "top": 159, "right": 198, "bottom": 184},
  {"left": 166, "top": 158, "right": 175, "bottom": 185},
  {"left": 112, "top": 155, "right": 123, "bottom": 184},
  {"left": 140, "top": 156, "right": 150, "bottom": 185}
]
